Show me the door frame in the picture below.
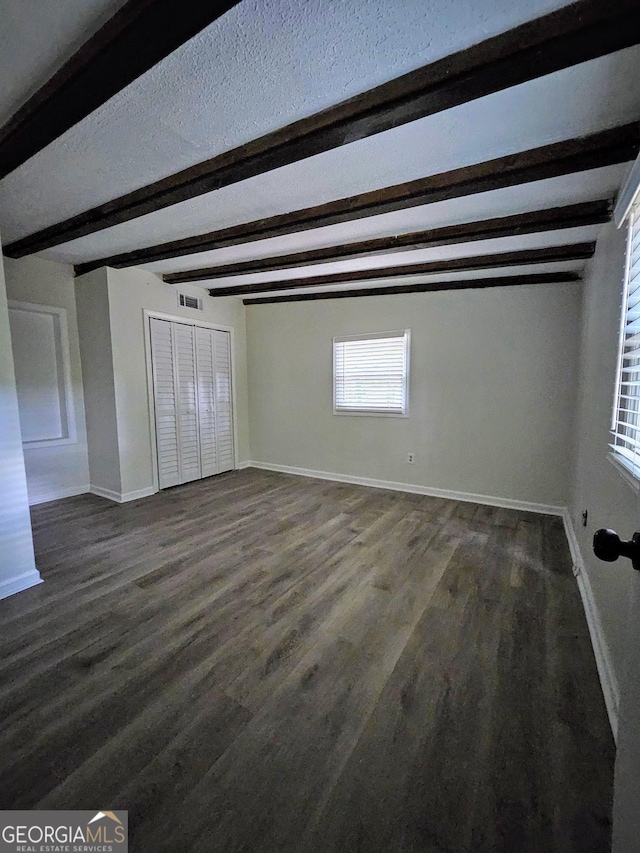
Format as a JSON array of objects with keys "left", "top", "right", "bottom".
[{"left": 143, "top": 309, "right": 240, "bottom": 494}]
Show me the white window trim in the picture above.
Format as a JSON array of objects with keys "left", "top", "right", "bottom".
[
  {"left": 8, "top": 300, "right": 77, "bottom": 448},
  {"left": 607, "top": 452, "right": 640, "bottom": 496},
  {"left": 610, "top": 169, "right": 640, "bottom": 486},
  {"left": 614, "top": 149, "right": 640, "bottom": 228},
  {"left": 333, "top": 329, "right": 410, "bottom": 418}
]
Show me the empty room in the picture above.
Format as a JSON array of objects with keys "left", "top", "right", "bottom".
[{"left": 1, "top": 0, "right": 640, "bottom": 850}]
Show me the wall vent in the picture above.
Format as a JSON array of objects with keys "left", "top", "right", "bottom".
[{"left": 178, "top": 292, "right": 203, "bottom": 311}]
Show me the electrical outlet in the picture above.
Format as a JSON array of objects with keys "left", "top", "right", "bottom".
[
  {"left": 582, "top": 509, "right": 588, "bottom": 527},
  {"left": 407, "top": 453, "right": 415, "bottom": 463}
]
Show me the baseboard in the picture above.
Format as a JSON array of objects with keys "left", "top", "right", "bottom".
[
  {"left": 562, "top": 509, "right": 620, "bottom": 742},
  {"left": 246, "top": 461, "right": 565, "bottom": 516},
  {"left": 248, "top": 461, "right": 617, "bottom": 738},
  {"left": 90, "top": 485, "right": 157, "bottom": 504},
  {"left": 0, "top": 569, "right": 43, "bottom": 601},
  {"left": 236, "top": 461, "right": 253, "bottom": 470},
  {"left": 28, "top": 485, "right": 90, "bottom": 506}
]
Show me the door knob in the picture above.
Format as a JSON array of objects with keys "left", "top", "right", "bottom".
[{"left": 593, "top": 528, "right": 640, "bottom": 571}]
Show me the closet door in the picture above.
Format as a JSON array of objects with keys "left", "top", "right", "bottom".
[
  {"left": 150, "top": 319, "right": 234, "bottom": 489},
  {"left": 149, "top": 318, "right": 181, "bottom": 489},
  {"left": 173, "top": 323, "right": 201, "bottom": 483},
  {"left": 195, "top": 326, "right": 218, "bottom": 478},
  {"left": 214, "top": 330, "right": 234, "bottom": 473}
]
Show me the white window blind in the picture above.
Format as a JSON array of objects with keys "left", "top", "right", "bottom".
[
  {"left": 611, "top": 201, "right": 640, "bottom": 478},
  {"left": 334, "top": 330, "right": 410, "bottom": 416}
]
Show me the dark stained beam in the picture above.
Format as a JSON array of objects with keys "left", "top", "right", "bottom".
[
  {"left": 0, "top": 0, "right": 241, "bottom": 181},
  {"left": 72, "top": 124, "right": 638, "bottom": 275},
  {"left": 242, "top": 272, "right": 582, "bottom": 304},
  {"left": 8, "top": 0, "right": 640, "bottom": 259},
  {"left": 163, "top": 200, "right": 611, "bottom": 283},
  {"left": 206, "top": 243, "right": 594, "bottom": 296}
]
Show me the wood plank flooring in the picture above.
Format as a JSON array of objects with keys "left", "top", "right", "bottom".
[{"left": 0, "top": 469, "right": 614, "bottom": 852}]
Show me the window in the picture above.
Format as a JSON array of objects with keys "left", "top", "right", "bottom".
[
  {"left": 333, "top": 330, "right": 410, "bottom": 416},
  {"left": 611, "top": 196, "right": 640, "bottom": 480},
  {"left": 7, "top": 301, "right": 77, "bottom": 448}
]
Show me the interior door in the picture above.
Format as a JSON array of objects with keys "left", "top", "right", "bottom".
[
  {"left": 608, "top": 511, "right": 640, "bottom": 851},
  {"left": 173, "top": 323, "right": 201, "bottom": 483},
  {"left": 150, "top": 319, "right": 234, "bottom": 489},
  {"left": 213, "top": 329, "right": 234, "bottom": 473},
  {"left": 149, "top": 318, "right": 181, "bottom": 489},
  {"left": 195, "top": 326, "right": 218, "bottom": 478},
  {"left": 593, "top": 519, "right": 640, "bottom": 851}
]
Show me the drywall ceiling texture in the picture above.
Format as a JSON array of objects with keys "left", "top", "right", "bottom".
[
  {"left": 141, "top": 167, "right": 628, "bottom": 277},
  {"left": 0, "top": 0, "right": 593, "bottom": 254},
  {"left": 197, "top": 229, "right": 598, "bottom": 291},
  {"left": 0, "top": 0, "right": 127, "bottom": 124},
  {"left": 18, "top": 44, "right": 640, "bottom": 271}
]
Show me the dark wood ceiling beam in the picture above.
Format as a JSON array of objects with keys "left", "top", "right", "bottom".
[
  {"left": 206, "top": 243, "right": 594, "bottom": 296},
  {"left": 7, "top": 0, "right": 640, "bottom": 258},
  {"left": 164, "top": 200, "right": 611, "bottom": 283},
  {"left": 72, "top": 124, "right": 638, "bottom": 276},
  {"left": 0, "top": 0, "right": 241, "bottom": 181},
  {"left": 242, "top": 272, "right": 582, "bottom": 304}
]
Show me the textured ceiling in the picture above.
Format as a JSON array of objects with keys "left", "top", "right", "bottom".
[
  {"left": 0, "top": 0, "right": 576, "bottom": 241},
  {"left": 26, "top": 48, "right": 639, "bottom": 264},
  {"left": 0, "top": 0, "right": 638, "bottom": 298},
  {"left": 235, "top": 261, "right": 586, "bottom": 299},
  {"left": 0, "top": 0, "right": 127, "bottom": 123},
  {"left": 137, "top": 167, "right": 628, "bottom": 277}
]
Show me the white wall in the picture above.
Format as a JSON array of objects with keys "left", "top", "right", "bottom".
[
  {"left": 75, "top": 266, "right": 250, "bottom": 500},
  {"left": 0, "top": 235, "right": 41, "bottom": 598},
  {"left": 246, "top": 283, "right": 581, "bottom": 509},
  {"left": 75, "top": 267, "right": 122, "bottom": 495},
  {"left": 105, "top": 268, "right": 249, "bottom": 497},
  {"left": 570, "top": 218, "right": 638, "bottom": 706},
  {"left": 4, "top": 255, "right": 89, "bottom": 503}
]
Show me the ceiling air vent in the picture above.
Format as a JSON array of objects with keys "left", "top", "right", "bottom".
[{"left": 178, "top": 292, "right": 203, "bottom": 311}]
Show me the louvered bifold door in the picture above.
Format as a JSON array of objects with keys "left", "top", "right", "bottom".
[
  {"left": 213, "top": 330, "right": 234, "bottom": 472},
  {"left": 174, "top": 323, "right": 202, "bottom": 483},
  {"left": 150, "top": 318, "right": 181, "bottom": 489},
  {"left": 195, "top": 326, "right": 218, "bottom": 477}
]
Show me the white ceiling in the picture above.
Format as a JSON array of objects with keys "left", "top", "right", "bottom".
[
  {"left": 0, "top": 0, "right": 638, "bottom": 298},
  {"left": 0, "top": 0, "right": 128, "bottom": 123},
  {"left": 238, "top": 261, "right": 586, "bottom": 301}
]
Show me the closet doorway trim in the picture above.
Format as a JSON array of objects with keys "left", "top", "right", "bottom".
[{"left": 143, "top": 308, "right": 239, "bottom": 495}]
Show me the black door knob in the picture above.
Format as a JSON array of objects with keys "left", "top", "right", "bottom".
[{"left": 593, "top": 528, "right": 640, "bottom": 571}]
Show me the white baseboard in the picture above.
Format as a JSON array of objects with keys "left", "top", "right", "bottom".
[
  {"left": 28, "top": 485, "right": 90, "bottom": 506},
  {"left": 246, "top": 461, "right": 565, "bottom": 516},
  {"left": 236, "top": 461, "right": 253, "bottom": 470},
  {"left": 0, "top": 569, "right": 43, "bottom": 601},
  {"left": 562, "top": 509, "right": 619, "bottom": 742},
  {"left": 248, "top": 461, "right": 617, "bottom": 739},
  {"left": 90, "top": 485, "right": 157, "bottom": 504}
]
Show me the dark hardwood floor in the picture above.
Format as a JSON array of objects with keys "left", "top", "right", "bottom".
[{"left": 0, "top": 469, "right": 614, "bottom": 852}]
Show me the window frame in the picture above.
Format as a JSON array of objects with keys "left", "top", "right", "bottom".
[
  {"left": 610, "top": 202, "right": 640, "bottom": 485},
  {"left": 332, "top": 329, "right": 411, "bottom": 418}
]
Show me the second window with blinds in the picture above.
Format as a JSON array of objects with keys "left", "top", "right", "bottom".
[
  {"left": 333, "top": 330, "right": 410, "bottom": 417},
  {"left": 611, "top": 197, "right": 640, "bottom": 483}
]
